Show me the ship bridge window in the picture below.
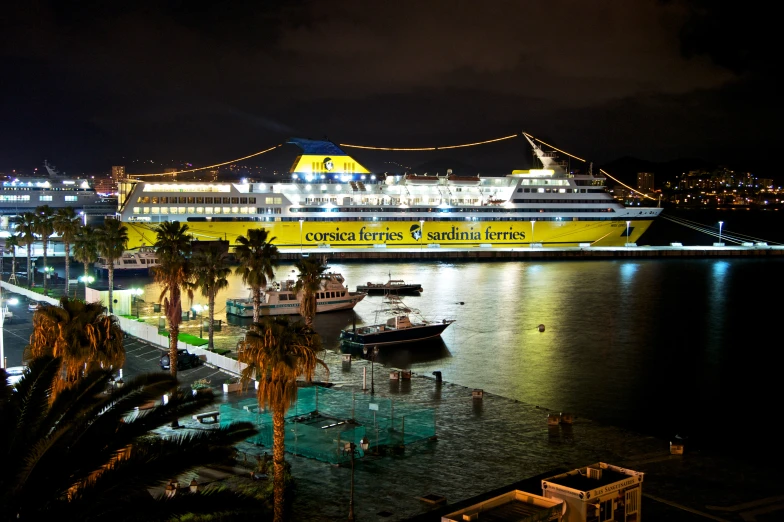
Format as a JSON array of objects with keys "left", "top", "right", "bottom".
[
  {"left": 537, "top": 188, "right": 545, "bottom": 193},
  {"left": 196, "top": 197, "right": 203, "bottom": 204},
  {"left": 123, "top": 259, "right": 138, "bottom": 265},
  {"left": 204, "top": 197, "right": 213, "bottom": 204}
]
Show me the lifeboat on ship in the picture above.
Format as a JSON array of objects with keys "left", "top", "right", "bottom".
[
  {"left": 446, "top": 173, "right": 481, "bottom": 186},
  {"left": 404, "top": 173, "right": 441, "bottom": 185}
]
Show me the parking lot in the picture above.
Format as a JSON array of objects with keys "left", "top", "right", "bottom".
[{"left": 1, "top": 289, "right": 236, "bottom": 391}]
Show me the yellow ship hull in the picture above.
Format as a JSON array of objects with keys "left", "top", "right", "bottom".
[{"left": 123, "top": 219, "right": 654, "bottom": 250}]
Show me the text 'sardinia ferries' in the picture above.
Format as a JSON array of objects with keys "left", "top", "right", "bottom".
[{"left": 116, "top": 136, "right": 663, "bottom": 250}]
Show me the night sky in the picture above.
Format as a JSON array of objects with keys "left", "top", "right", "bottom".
[{"left": 1, "top": 1, "right": 778, "bottom": 178}]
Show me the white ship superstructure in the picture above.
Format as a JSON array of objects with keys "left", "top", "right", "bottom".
[{"left": 116, "top": 136, "right": 663, "bottom": 249}]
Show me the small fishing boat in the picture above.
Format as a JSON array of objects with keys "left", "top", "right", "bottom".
[
  {"left": 356, "top": 276, "right": 423, "bottom": 295},
  {"left": 339, "top": 295, "right": 454, "bottom": 348}
]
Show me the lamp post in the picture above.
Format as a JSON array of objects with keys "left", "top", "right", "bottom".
[
  {"left": 362, "top": 345, "right": 379, "bottom": 395},
  {"left": 78, "top": 274, "right": 94, "bottom": 300},
  {"left": 299, "top": 218, "right": 304, "bottom": 255},
  {"left": 0, "top": 293, "right": 19, "bottom": 369},
  {"left": 130, "top": 288, "right": 143, "bottom": 318},
  {"left": 530, "top": 220, "right": 535, "bottom": 247},
  {"left": 193, "top": 304, "right": 204, "bottom": 338},
  {"left": 626, "top": 221, "right": 631, "bottom": 246},
  {"left": 346, "top": 436, "right": 370, "bottom": 521},
  {"left": 719, "top": 221, "right": 724, "bottom": 246}
]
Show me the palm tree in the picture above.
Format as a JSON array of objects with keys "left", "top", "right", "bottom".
[
  {"left": 73, "top": 225, "right": 99, "bottom": 291},
  {"left": 237, "top": 316, "right": 325, "bottom": 522},
  {"left": 294, "top": 256, "right": 328, "bottom": 330},
  {"left": 53, "top": 207, "right": 81, "bottom": 296},
  {"left": 95, "top": 218, "right": 129, "bottom": 314},
  {"left": 34, "top": 205, "right": 55, "bottom": 295},
  {"left": 152, "top": 221, "right": 193, "bottom": 378},
  {"left": 5, "top": 234, "right": 20, "bottom": 283},
  {"left": 0, "top": 356, "right": 260, "bottom": 521},
  {"left": 234, "top": 228, "right": 279, "bottom": 323},
  {"left": 14, "top": 212, "right": 37, "bottom": 288},
  {"left": 26, "top": 296, "right": 125, "bottom": 398},
  {"left": 191, "top": 243, "right": 230, "bottom": 351}
]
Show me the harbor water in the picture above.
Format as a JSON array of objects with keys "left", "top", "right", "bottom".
[{"left": 114, "top": 255, "right": 784, "bottom": 464}]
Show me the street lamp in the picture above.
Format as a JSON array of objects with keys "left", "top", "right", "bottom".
[
  {"left": 530, "top": 220, "right": 535, "bottom": 247},
  {"left": 346, "top": 436, "right": 371, "bottom": 521},
  {"left": 130, "top": 288, "right": 143, "bottom": 318},
  {"left": 78, "top": 274, "right": 95, "bottom": 299},
  {"left": 192, "top": 304, "right": 204, "bottom": 338},
  {"left": 362, "top": 345, "right": 379, "bottom": 395},
  {"left": 719, "top": 221, "right": 724, "bottom": 246},
  {"left": 625, "top": 221, "right": 631, "bottom": 246},
  {"left": 299, "top": 218, "right": 304, "bottom": 255},
  {"left": 0, "top": 293, "right": 19, "bottom": 369}
]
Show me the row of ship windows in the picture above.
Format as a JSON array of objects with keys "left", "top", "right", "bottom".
[
  {"left": 132, "top": 204, "right": 619, "bottom": 216},
  {"left": 517, "top": 188, "right": 605, "bottom": 193},
  {"left": 0, "top": 187, "right": 89, "bottom": 192},
  {"left": 293, "top": 201, "right": 613, "bottom": 212},
  {"left": 136, "top": 196, "right": 284, "bottom": 205},
  {"left": 213, "top": 217, "right": 622, "bottom": 223},
  {"left": 278, "top": 291, "right": 347, "bottom": 301},
  {"left": 0, "top": 195, "right": 79, "bottom": 202},
  {"left": 132, "top": 207, "right": 283, "bottom": 215}
]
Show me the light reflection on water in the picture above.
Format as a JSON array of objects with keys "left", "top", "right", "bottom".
[{"left": 112, "top": 257, "right": 784, "bottom": 454}]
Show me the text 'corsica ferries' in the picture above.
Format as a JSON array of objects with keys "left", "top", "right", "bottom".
[{"left": 117, "top": 136, "right": 663, "bottom": 250}]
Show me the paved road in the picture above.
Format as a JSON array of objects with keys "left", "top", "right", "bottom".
[{"left": 1, "top": 289, "right": 234, "bottom": 391}]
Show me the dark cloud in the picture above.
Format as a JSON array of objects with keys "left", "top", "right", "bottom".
[{"left": 0, "top": 0, "right": 778, "bottom": 177}]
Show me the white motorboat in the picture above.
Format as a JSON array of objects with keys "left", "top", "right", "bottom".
[
  {"left": 226, "top": 272, "right": 365, "bottom": 317},
  {"left": 94, "top": 246, "right": 159, "bottom": 276}
]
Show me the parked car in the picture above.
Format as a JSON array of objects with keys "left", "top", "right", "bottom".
[
  {"left": 28, "top": 301, "right": 40, "bottom": 312},
  {"left": 5, "top": 366, "right": 26, "bottom": 387},
  {"left": 160, "top": 349, "right": 201, "bottom": 371}
]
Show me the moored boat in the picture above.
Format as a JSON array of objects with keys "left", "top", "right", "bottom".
[
  {"left": 339, "top": 314, "right": 454, "bottom": 348},
  {"left": 226, "top": 272, "right": 365, "bottom": 317},
  {"left": 356, "top": 278, "right": 423, "bottom": 295},
  {"left": 95, "top": 246, "right": 159, "bottom": 276},
  {"left": 339, "top": 294, "right": 454, "bottom": 348}
]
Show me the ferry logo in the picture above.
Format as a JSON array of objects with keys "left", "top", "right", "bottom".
[
  {"left": 410, "top": 224, "right": 422, "bottom": 241},
  {"left": 323, "top": 157, "right": 334, "bottom": 172}
]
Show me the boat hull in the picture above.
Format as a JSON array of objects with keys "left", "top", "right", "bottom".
[
  {"left": 356, "top": 284, "right": 423, "bottom": 295},
  {"left": 339, "top": 320, "right": 453, "bottom": 347},
  {"left": 226, "top": 293, "right": 365, "bottom": 317},
  {"left": 123, "top": 218, "right": 658, "bottom": 250},
  {"left": 95, "top": 267, "right": 151, "bottom": 277}
]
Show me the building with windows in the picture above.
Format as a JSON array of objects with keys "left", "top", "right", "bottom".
[
  {"left": 637, "top": 172, "right": 654, "bottom": 193},
  {"left": 541, "top": 463, "right": 643, "bottom": 522},
  {"left": 111, "top": 166, "right": 126, "bottom": 182}
]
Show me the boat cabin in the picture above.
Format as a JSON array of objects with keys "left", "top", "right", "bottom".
[{"left": 386, "top": 316, "right": 413, "bottom": 329}]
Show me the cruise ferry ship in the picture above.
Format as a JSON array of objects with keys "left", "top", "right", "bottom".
[
  {"left": 116, "top": 136, "right": 663, "bottom": 250},
  {"left": 0, "top": 161, "right": 115, "bottom": 230}
]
